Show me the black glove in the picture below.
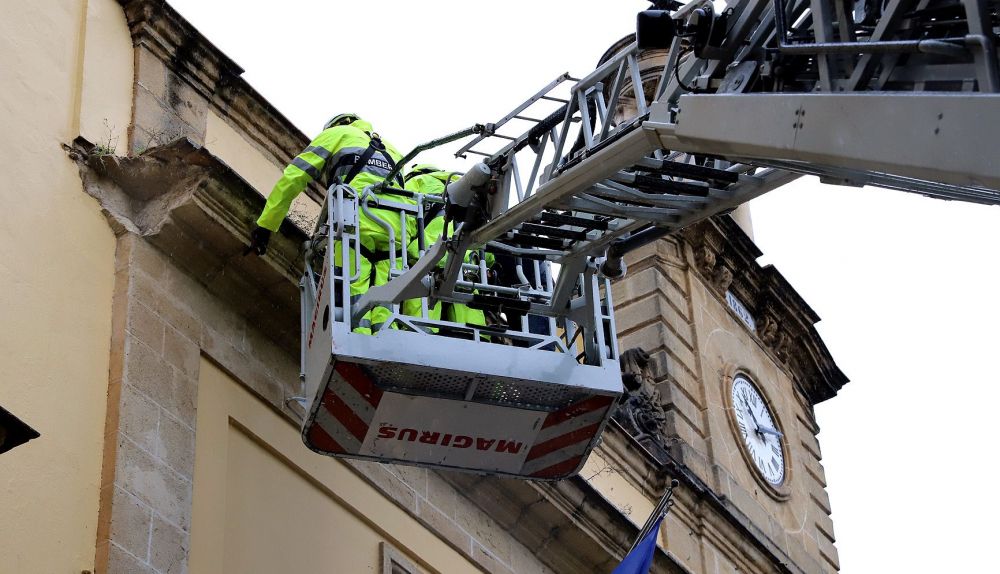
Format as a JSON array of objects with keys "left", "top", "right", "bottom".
[{"left": 246, "top": 226, "right": 272, "bottom": 256}]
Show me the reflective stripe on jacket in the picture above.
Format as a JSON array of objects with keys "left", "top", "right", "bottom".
[{"left": 256, "top": 118, "right": 403, "bottom": 231}]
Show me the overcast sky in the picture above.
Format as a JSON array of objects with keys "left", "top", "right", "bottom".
[{"left": 168, "top": 1, "right": 1000, "bottom": 570}]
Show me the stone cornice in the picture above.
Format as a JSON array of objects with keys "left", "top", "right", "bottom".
[
  {"left": 67, "top": 137, "right": 306, "bottom": 351},
  {"left": 681, "top": 216, "right": 848, "bottom": 405},
  {"left": 119, "top": 0, "right": 244, "bottom": 99},
  {"left": 117, "top": 0, "right": 322, "bottom": 202},
  {"left": 439, "top": 449, "right": 683, "bottom": 574}
]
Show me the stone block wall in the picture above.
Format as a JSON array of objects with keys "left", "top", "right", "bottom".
[
  {"left": 613, "top": 238, "right": 713, "bottom": 482},
  {"left": 92, "top": 217, "right": 562, "bottom": 574},
  {"left": 610, "top": 226, "right": 842, "bottom": 574}
]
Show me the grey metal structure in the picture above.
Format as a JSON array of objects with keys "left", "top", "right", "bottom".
[{"left": 299, "top": 0, "right": 1000, "bottom": 479}]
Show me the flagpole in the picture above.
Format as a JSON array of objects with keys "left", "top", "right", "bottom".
[{"left": 627, "top": 479, "right": 680, "bottom": 554}]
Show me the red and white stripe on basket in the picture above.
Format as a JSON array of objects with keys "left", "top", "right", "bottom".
[
  {"left": 307, "top": 365, "right": 614, "bottom": 479},
  {"left": 522, "top": 395, "right": 614, "bottom": 479},
  {"left": 306, "top": 362, "right": 383, "bottom": 454}
]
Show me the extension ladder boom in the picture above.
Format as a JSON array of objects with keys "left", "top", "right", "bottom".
[{"left": 298, "top": 0, "right": 1000, "bottom": 480}]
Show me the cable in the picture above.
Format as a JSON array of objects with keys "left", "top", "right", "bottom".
[{"left": 674, "top": 49, "right": 698, "bottom": 92}]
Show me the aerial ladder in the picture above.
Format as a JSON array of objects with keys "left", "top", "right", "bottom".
[{"left": 297, "top": 0, "right": 1000, "bottom": 480}]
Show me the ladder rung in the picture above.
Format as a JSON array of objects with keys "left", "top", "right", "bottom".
[
  {"left": 519, "top": 222, "right": 588, "bottom": 241},
  {"left": 589, "top": 185, "right": 707, "bottom": 209},
  {"left": 492, "top": 133, "right": 517, "bottom": 141},
  {"left": 634, "top": 158, "right": 740, "bottom": 185},
  {"left": 510, "top": 232, "right": 568, "bottom": 250},
  {"left": 541, "top": 95, "right": 570, "bottom": 103},
  {"left": 514, "top": 115, "right": 545, "bottom": 123},
  {"left": 588, "top": 192, "right": 664, "bottom": 209},
  {"left": 487, "top": 245, "right": 550, "bottom": 261},
  {"left": 630, "top": 175, "right": 712, "bottom": 197},
  {"left": 536, "top": 211, "right": 610, "bottom": 231},
  {"left": 561, "top": 197, "right": 682, "bottom": 222}
]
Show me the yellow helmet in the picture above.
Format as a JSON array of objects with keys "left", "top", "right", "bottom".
[
  {"left": 404, "top": 163, "right": 442, "bottom": 183},
  {"left": 323, "top": 113, "right": 361, "bottom": 130}
]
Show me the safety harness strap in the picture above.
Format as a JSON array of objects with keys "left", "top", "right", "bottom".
[
  {"left": 424, "top": 202, "right": 445, "bottom": 222},
  {"left": 358, "top": 245, "right": 404, "bottom": 263},
  {"left": 358, "top": 244, "right": 405, "bottom": 287},
  {"left": 335, "top": 135, "right": 405, "bottom": 188},
  {"left": 377, "top": 137, "right": 405, "bottom": 189}
]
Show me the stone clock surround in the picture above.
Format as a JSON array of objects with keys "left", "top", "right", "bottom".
[
  {"left": 723, "top": 367, "right": 792, "bottom": 501},
  {"left": 612, "top": 218, "right": 847, "bottom": 573}
]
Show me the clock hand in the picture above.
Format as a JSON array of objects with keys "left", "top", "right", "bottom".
[
  {"left": 738, "top": 405, "right": 758, "bottom": 433},
  {"left": 757, "top": 425, "right": 783, "bottom": 438},
  {"left": 741, "top": 398, "right": 763, "bottom": 429}
]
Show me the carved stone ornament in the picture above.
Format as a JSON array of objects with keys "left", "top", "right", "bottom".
[
  {"left": 695, "top": 244, "right": 717, "bottom": 276},
  {"left": 759, "top": 314, "right": 780, "bottom": 346},
  {"left": 712, "top": 265, "right": 734, "bottom": 292},
  {"left": 758, "top": 313, "right": 792, "bottom": 362},
  {"left": 773, "top": 331, "right": 792, "bottom": 361},
  {"left": 614, "top": 348, "right": 667, "bottom": 443}
]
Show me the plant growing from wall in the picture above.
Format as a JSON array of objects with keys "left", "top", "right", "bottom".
[{"left": 92, "top": 119, "right": 119, "bottom": 156}]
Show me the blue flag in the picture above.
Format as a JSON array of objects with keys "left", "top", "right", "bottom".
[{"left": 611, "top": 516, "right": 664, "bottom": 574}]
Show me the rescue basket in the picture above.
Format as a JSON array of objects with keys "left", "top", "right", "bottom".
[{"left": 298, "top": 184, "right": 622, "bottom": 480}]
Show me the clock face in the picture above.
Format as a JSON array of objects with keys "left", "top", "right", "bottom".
[{"left": 731, "top": 375, "right": 785, "bottom": 485}]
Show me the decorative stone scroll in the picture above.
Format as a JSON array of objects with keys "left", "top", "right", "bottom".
[{"left": 615, "top": 348, "right": 667, "bottom": 445}]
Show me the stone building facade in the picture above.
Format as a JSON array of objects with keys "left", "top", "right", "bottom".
[{"left": 0, "top": 1, "right": 846, "bottom": 572}]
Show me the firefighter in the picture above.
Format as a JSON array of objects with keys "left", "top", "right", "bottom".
[
  {"left": 249, "top": 113, "right": 413, "bottom": 334},
  {"left": 403, "top": 164, "right": 489, "bottom": 334}
]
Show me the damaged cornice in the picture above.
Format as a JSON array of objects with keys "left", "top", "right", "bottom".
[
  {"left": 116, "top": 0, "right": 323, "bottom": 202},
  {"left": 66, "top": 137, "right": 306, "bottom": 350}
]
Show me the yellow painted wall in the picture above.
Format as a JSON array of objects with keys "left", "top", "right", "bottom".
[
  {"left": 205, "top": 111, "right": 284, "bottom": 196},
  {"left": 0, "top": 0, "right": 131, "bottom": 571},
  {"left": 78, "top": 0, "right": 134, "bottom": 148},
  {"left": 190, "top": 360, "right": 481, "bottom": 574},
  {"left": 205, "top": 111, "right": 322, "bottom": 229}
]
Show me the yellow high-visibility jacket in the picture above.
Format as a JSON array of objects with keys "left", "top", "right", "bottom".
[
  {"left": 257, "top": 118, "right": 405, "bottom": 232},
  {"left": 404, "top": 168, "right": 492, "bottom": 330}
]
